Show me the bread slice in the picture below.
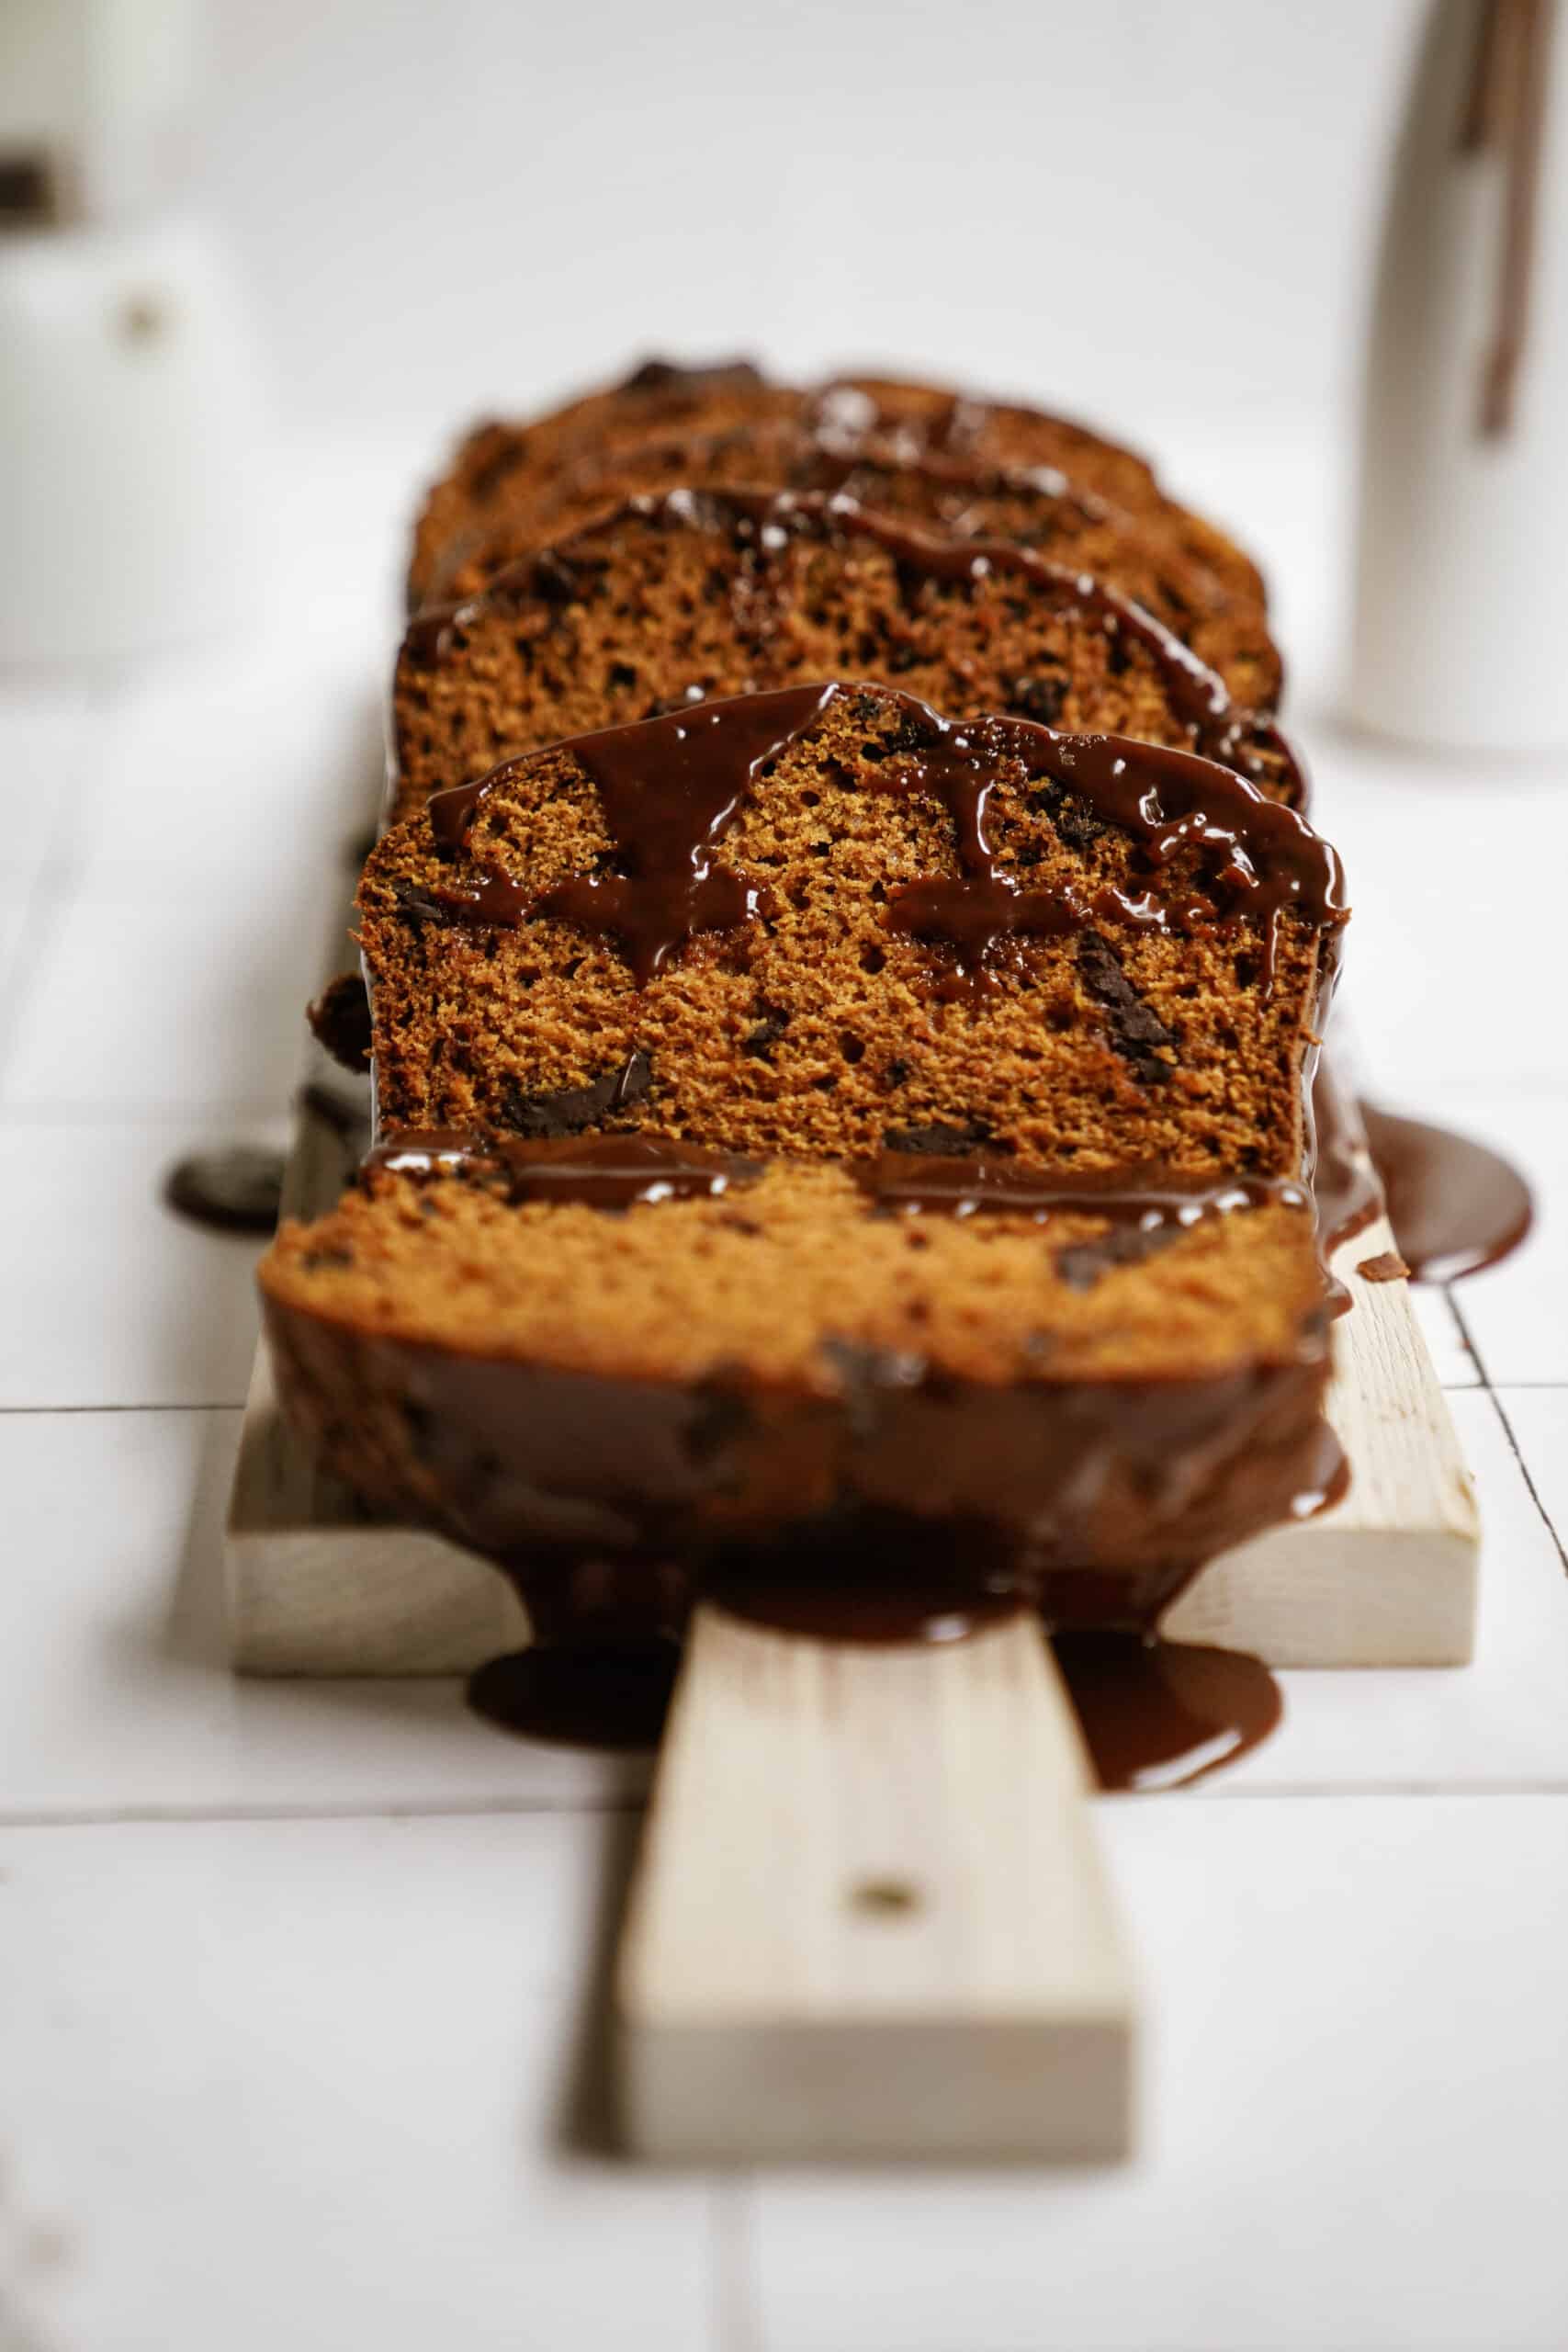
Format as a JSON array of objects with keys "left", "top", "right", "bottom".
[
  {"left": 427, "top": 432, "right": 1280, "bottom": 711},
  {"left": 363, "top": 681, "right": 1342, "bottom": 1171},
  {"left": 268, "top": 680, "right": 1344, "bottom": 1626},
  {"left": 389, "top": 490, "right": 1301, "bottom": 829},
  {"left": 405, "top": 360, "right": 1266, "bottom": 612},
  {"left": 258, "top": 1146, "right": 1334, "bottom": 1634}
]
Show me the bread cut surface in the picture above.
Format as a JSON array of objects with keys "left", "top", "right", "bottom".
[{"left": 365, "top": 682, "right": 1340, "bottom": 1174}]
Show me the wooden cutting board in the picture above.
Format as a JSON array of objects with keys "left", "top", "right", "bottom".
[{"left": 227, "top": 958, "right": 1479, "bottom": 2159}]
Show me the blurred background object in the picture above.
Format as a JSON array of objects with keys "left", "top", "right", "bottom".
[
  {"left": 191, "top": 0, "right": 1431, "bottom": 681},
  {"left": 1350, "top": 0, "right": 1568, "bottom": 750},
  {"left": 198, "top": 0, "right": 1418, "bottom": 451},
  {"left": 0, "top": 0, "right": 272, "bottom": 669},
  {"left": 8, "top": 0, "right": 1566, "bottom": 736}
]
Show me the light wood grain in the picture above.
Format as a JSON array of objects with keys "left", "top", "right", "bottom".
[
  {"left": 1164, "top": 1216, "right": 1480, "bottom": 1665},
  {"left": 227, "top": 1344, "right": 527, "bottom": 1675},
  {"left": 615, "top": 1603, "right": 1134, "bottom": 2163}
]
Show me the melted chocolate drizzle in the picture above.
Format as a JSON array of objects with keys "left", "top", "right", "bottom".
[
  {"left": 856, "top": 1152, "right": 1309, "bottom": 1228},
  {"left": 364, "top": 1130, "right": 760, "bottom": 1210},
  {"left": 423, "top": 682, "right": 1342, "bottom": 1001},
  {"left": 430, "top": 684, "right": 834, "bottom": 982},
  {"left": 863, "top": 705, "right": 1340, "bottom": 994},
  {"left": 345, "top": 1103, "right": 1339, "bottom": 1793}
]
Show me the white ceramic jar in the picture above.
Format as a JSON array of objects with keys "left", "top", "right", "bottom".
[
  {"left": 1348, "top": 0, "right": 1568, "bottom": 752},
  {"left": 0, "top": 0, "right": 272, "bottom": 670},
  {"left": 0, "top": 209, "right": 272, "bottom": 669}
]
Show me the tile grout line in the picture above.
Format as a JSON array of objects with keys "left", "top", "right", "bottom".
[
  {"left": 1483, "top": 1393, "right": 1568, "bottom": 1582},
  {"left": 0, "top": 1402, "right": 248, "bottom": 1417},
  {"left": 0, "top": 1100, "right": 302, "bottom": 1124},
  {"left": 709, "top": 2174, "right": 764, "bottom": 2352},
  {"left": 0, "top": 677, "right": 131, "bottom": 1099},
  {"left": 0, "top": 1798, "right": 651, "bottom": 1829},
  {"left": 1448, "top": 1284, "right": 1568, "bottom": 1577},
  {"left": 1449, "top": 1282, "right": 1497, "bottom": 1393},
  {"left": 6, "top": 1782, "right": 1568, "bottom": 1834}
]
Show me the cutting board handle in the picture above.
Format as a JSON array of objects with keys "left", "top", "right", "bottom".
[{"left": 615, "top": 1601, "right": 1135, "bottom": 2164}]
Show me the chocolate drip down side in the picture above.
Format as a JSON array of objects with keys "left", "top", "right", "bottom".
[{"left": 263, "top": 1277, "right": 1337, "bottom": 1642}]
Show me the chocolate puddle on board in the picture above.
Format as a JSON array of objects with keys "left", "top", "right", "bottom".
[
  {"left": 464, "top": 1611, "right": 1280, "bottom": 1792},
  {"left": 433, "top": 1092, "right": 1528, "bottom": 1788},
  {"left": 1359, "top": 1103, "right": 1533, "bottom": 1283},
  {"left": 468, "top": 1539, "right": 1300, "bottom": 1791}
]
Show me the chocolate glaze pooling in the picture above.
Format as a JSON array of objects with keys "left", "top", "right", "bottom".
[
  {"left": 423, "top": 682, "right": 1342, "bottom": 1001},
  {"left": 1360, "top": 1102, "right": 1534, "bottom": 1284},
  {"left": 1310, "top": 1063, "right": 1533, "bottom": 1287},
  {"left": 461, "top": 1602, "right": 1281, "bottom": 1792},
  {"left": 1054, "top": 1630, "right": 1282, "bottom": 1789},
  {"left": 361, "top": 1133, "right": 1330, "bottom": 1256},
  {"left": 468, "top": 1644, "right": 679, "bottom": 1751},
  {"left": 269, "top": 1130, "right": 1338, "bottom": 1782},
  {"left": 165, "top": 1148, "right": 284, "bottom": 1235}
]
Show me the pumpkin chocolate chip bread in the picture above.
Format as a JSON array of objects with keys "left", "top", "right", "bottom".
[
  {"left": 408, "top": 359, "right": 1269, "bottom": 614},
  {"left": 364, "top": 681, "right": 1340, "bottom": 1170},
  {"left": 389, "top": 490, "right": 1301, "bottom": 830},
  {"left": 431, "top": 434, "right": 1280, "bottom": 712},
  {"left": 265, "top": 682, "right": 1344, "bottom": 1625},
  {"left": 258, "top": 1144, "right": 1336, "bottom": 1635}
]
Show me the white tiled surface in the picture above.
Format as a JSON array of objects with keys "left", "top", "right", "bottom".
[{"left": 3, "top": 435, "right": 1567, "bottom": 2349}]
